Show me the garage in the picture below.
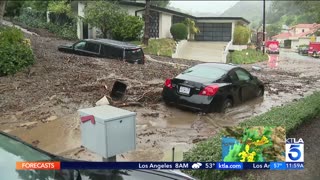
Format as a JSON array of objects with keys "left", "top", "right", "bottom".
[{"left": 195, "top": 23, "right": 232, "bottom": 41}]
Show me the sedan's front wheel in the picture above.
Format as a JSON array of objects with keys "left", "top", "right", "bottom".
[{"left": 256, "top": 86, "right": 264, "bottom": 97}]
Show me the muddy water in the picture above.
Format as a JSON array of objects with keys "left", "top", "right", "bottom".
[
  {"left": 6, "top": 52, "right": 320, "bottom": 162},
  {"left": 9, "top": 114, "right": 81, "bottom": 154}
]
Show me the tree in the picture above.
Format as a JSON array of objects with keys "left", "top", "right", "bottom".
[
  {"left": 151, "top": 0, "right": 170, "bottom": 8},
  {"left": 112, "top": 15, "right": 144, "bottom": 41},
  {"left": 84, "top": 1, "right": 125, "bottom": 38},
  {"left": 183, "top": 18, "right": 200, "bottom": 40},
  {"left": 4, "top": 1, "right": 24, "bottom": 17},
  {"left": 266, "top": 24, "right": 281, "bottom": 38},
  {"left": 143, "top": 0, "right": 150, "bottom": 45},
  {"left": 0, "top": 1, "right": 6, "bottom": 24},
  {"left": 233, "top": 25, "right": 251, "bottom": 45}
]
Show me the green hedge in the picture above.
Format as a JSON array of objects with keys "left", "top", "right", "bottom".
[
  {"left": 183, "top": 91, "right": 320, "bottom": 180},
  {"left": 170, "top": 23, "right": 188, "bottom": 41},
  {"left": 0, "top": 27, "right": 35, "bottom": 75},
  {"left": 228, "top": 49, "right": 268, "bottom": 64}
]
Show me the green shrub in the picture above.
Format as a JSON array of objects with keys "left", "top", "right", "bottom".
[
  {"left": 14, "top": 8, "right": 47, "bottom": 28},
  {"left": 233, "top": 25, "right": 251, "bottom": 45},
  {"left": 112, "top": 15, "right": 144, "bottom": 41},
  {"left": 229, "top": 49, "right": 268, "bottom": 64},
  {"left": 0, "top": 27, "right": 35, "bottom": 76},
  {"left": 132, "top": 38, "right": 176, "bottom": 57},
  {"left": 14, "top": 8, "right": 77, "bottom": 40},
  {"left": 183, "top": 91, "right": 320, "bottom": 180},
  {"left": 170, "top": 23, "right": 188, "bottom": 41}
]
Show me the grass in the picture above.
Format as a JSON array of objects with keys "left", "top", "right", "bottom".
[
  {"left": 228, "top": 49, "right": 269, "bottom": 64},
  {"left": 130, "top": 38, "right": 176, "bottom": 57},
  {"left": 183, "top": 91, "right": 320, "bottom": 180}
]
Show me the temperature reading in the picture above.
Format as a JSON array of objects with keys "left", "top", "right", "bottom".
[
  {"left": 273, "top": 163, "right": 282, "bottom": 168},
  {"left": 205, "top": 163, "right": 215, "bottom": 169}
]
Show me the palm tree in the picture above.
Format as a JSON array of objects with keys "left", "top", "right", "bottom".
[{"left": 184, "top": 18, "right": 200, "bottom": 40}]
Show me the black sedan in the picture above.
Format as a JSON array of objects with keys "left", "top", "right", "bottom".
[
  {"left": 162, "top": 63, "right": 264, "bottom": 113},
  {"left": 0, "top": 131, "right": 195, "bottom": 180}
]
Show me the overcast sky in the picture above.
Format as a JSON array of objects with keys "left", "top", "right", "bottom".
[{"left": 169, "top": 1, "right": 239, "bottom": 15}]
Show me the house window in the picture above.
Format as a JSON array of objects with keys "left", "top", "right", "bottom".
[{"left": 172, "top": 15, "right": 185, "bottom": 24}]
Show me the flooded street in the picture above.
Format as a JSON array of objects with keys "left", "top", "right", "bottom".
[{"left": 1, "top": 33, "right": 320, "bottom": 162}]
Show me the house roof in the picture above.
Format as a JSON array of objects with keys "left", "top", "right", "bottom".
[
  {"left": 195, "top": 17, "right": 250, "bottom": 24},
  {"left": 291, "top": 23, "right": 320, "bottom": 29},
  {"left": 272, "top": 32, "right": 291, "bottom": 39},
  {"left": 119, "top": 1, "right": 250, "bottom": 24}
]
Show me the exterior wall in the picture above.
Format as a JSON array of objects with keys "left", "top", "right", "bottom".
[
  {"left": 159, "top": 12, "right": 172, "bottom": 38},
  {"left": 120, "top": 5, "right": 144, "bottom": 17},
  {"left": 294, "top": 27, "right": 311, "bottom": 34},
  {"left": 299, "top": 37, "right": 311, "bottom": 46},
  {"left": 172, "top": 40, "right": 187, "bottom": 58},
  {"left": 291, "top": 39, "right": 299, "bottom": 50}
]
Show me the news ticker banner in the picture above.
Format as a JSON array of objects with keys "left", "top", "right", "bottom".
[{"left": 16, "top": 162, "right": 304, "bottom": 170}]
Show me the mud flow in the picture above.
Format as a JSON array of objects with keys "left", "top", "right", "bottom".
[{"left": 1, "top": 29, "right": 320, "bottom": 161}]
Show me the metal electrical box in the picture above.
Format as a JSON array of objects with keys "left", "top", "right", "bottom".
[{"left": 78, "top": 105, "right": 136, "bottom": 158}]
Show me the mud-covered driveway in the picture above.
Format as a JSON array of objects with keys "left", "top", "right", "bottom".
[{"left": 1, "top": 33, "right": 320, "bottom": 162}]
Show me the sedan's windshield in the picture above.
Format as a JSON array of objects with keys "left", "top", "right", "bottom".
[{"left": 0, "top": 133, "right": 56, "bottom": 180}]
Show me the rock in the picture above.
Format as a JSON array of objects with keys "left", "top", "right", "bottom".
[
  {"left": 18, "top": 121, "right": 38, "bottom": 128},
  {"left": 49, "top": 95, "right": 57, "bottom": 101},
  {"left": 142, "top": 112, "right": 159, "bottom": 118},
  {"left": 46, "top": 115, "right": 58, "bottom": 122},
  {"left": 96, "top": 96, "right": 110, "bottom": 106},
  {"left": 3, "top": 129, "right": 12, "bottom": 133},
  {"left": 252, "top": 65, "right": 262, "bottom": 71},
  {"left": 32, "top": 140, "right": 40, "bottom": 146},
  {"left": 15, "top": 111, "right": 24, "bottom": 116},
  {"left": 140, "top": 124, "right": 148, "bottom": 130}
]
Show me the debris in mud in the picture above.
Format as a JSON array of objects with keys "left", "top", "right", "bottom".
[
  {"left": 74, "top": 148, "right": 85, "bottom": 156},
  {"left": 46, "top": 115, "right": 58, "bottom": 122},
  {"left": 138, "top": 131, "right": 156, "bottom": 136},
  {"left": 142, "top": 112, "right": 159, "bottom": 118},
  {"left": 113, "top": 102, "right": 143, "bottom": 107},
  {"left": 192, "top": 137, "right": 207, "bottom": 143},
  {"left": 95, "top": 96, "right": 110, "bottom": 106},
  {"left": 18, "top": 121, "right": 38, "bottom": 128},
  {"left": 252, "top": 65, "right": 262, "bottom": 71},
  {"left": 32, "top": 140, "right": 40, "bottom": 146}
]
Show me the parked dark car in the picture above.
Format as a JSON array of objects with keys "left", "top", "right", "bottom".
[
  {"left": 298, "top": 45, "right": 309, "bottom": 55},
  {"left": 0, "top": 131, "right": 195, "bottom": 180},
  {"left": 162, "top": 63, "right": 264, "bottom": 113},
  {"left": 58, "top": 39, "right": 145, "bottom": 64}
]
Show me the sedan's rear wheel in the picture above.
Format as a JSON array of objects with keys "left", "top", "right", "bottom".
[{"left": 220, "top": 98, "right": 233, "bottom": 113}]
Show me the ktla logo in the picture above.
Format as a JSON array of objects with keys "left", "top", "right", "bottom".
[{"left": 285, "top": 138, "right": 304, "bottom": 162}]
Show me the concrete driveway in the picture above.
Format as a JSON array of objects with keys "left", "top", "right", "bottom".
[{"left": 175, "top": 41, "right": 228, "bottom": 62}]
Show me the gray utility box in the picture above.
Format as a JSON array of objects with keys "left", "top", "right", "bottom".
[{"left": 78, "top": 105, "right": 136, "bottom": 158}]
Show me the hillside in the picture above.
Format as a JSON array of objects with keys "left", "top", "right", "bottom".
[{"left": 220, "top": 1, "right": 272, "bottom": 28}]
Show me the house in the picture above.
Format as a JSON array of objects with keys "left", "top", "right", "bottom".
[
  {"left": 272, "top": 23, "right": 320, "bottom": 49},
  {"left": 76, "top": 1, "right": 249, "bottom": 42}
]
